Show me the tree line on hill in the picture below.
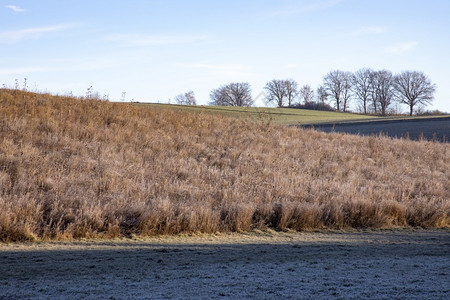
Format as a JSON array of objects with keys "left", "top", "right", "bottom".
[
  {"left": 320, "top": 69, "right": 436, "bottom": 116},
  {"left": 176, "top": 69, "right": 437, "bottom": 116}
]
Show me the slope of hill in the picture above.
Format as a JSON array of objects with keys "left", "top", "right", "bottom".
[{"left": 0, "top": 89, "right": 449, "bottom": 241}]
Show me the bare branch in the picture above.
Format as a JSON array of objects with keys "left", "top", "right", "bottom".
[
  {"left": 352, "top": 68, "right": 374, "bottom": 114},
  {"left": 299, "top": 85, "right": 314, "bottom": 105},
  {"left": 264, "top": 79, "right": 287, "bottom": 107},
  {"left": 209, "top": 82, "right": 253, "bottom": 107},
  {"left": 264, "top": 79, "right": 299, "bottom": 107},
  {"left": 322, "top": 70, "right": 353, "bottom": 112},
  {"left": 284, "top": 79, "right": 299, "bottom": 107},
  {"left": 175, "top": 90, "right": 197, "bottom": 105},
  {"left": 392, "top": 71, "right": 436, "bottom": 116}
]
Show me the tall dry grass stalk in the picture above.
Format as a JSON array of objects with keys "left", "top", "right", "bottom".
[{"left": 0, "top": 89, "right": 449, "bottom": 241}]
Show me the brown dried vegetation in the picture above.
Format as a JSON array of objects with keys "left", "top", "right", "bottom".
[{"left": 0, "top": 89, "right": 449, "bottom": 241}]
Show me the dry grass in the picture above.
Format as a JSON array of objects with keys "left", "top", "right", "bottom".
[{"left": 0, "top": 89, "right": 449, "bottom": 242}]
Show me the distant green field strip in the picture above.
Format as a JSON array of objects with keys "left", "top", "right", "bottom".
[{"left": 135, "top": 103, "right": 377, "bottom": 125}]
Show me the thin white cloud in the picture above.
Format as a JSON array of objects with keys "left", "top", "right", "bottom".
[
  {"left": 0, "top": 55, "right": 151, "bottom": 76},
  {"left": 353, "top": 26, "right": 386, "bottom": 36},
  {"left": 105, "top": 34, "right": 207, "bottom": 46},
  {"left": 0, "top": 62, "right": 114, "bottom": 76},
  {"left": 5, "top": 5, "right": 26, "bottom": 12},
  {"left": 283, "top": 64, "right": 297, "bottom": 69},
  {"left": 60, "top": 57, "right": 130, "bottom": 72},
  {"left": 0, "top": 24, "right": 78, "bottom": 44},
  {"left": 0, "top": 67, "right": 49, "bottom": 75},
  {"left": 190, "top": 64, "right": 247, "bottom": 71},
  {"left": 383, "top": 42, "right": 418, "bottom": 54},
  {"left": 269, "top": 0, "right": 342, "bottom": 17},
  {"left": 188, "top": 63, "right": 254, "bottom": 79}
]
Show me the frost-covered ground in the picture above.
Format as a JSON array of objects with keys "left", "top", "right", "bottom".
[{"left": 0, "top": 230, "right": 449, "bottom": 299}]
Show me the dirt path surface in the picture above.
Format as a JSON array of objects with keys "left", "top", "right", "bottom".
[{"left": 1, "top": 230, "right": 449, "bottom": 299}]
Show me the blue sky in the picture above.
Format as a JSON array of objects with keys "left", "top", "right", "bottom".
[{"left": 1, "top": 0, "right": 450, "bottom": 112}]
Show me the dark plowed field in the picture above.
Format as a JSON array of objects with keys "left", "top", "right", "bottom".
[
  {"left": 1, "top": 231, "right": 449, "bottom": 299},
  {"left": 304, "top": 116, "right": 450, "bottom": 142}
]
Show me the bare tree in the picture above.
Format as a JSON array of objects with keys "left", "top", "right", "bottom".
[
  {"left": 316, "top": 85, "right": 328, "bottom": 105},
  {"left": 341, "top": 72, "right": 353, "bottom": 112},
  {"left": 371, "top": 70, "right": 394, "bottom": 116},
  {"left": 284, "top": 79, "right": 299, "bottom": 107},
  {"left": 392, "top": 71, "right": 436, "bottom": 116},
  {"left": 352, "top": 68, "right": 374, "bottom": 114},
  {"left": 322, "top": 70, "right": 352, "bottom": 112},
  {"left": 264, "top": 79, "right": 287, "bottom": 107},
  {"left": 299, "top": 85, "right": 314, "bottom": 105},
  {"left": 323, "top": 70, "right": 342, "bottom": 111},
  {"left": 264, "top": 79, "right": 299, "bottom": 107},
  {"left": 209, "top": 82, "right": 253, "bottom": 107},
  {"left": 185, "top": 90, "right": 196, "bottom": 105},
  {"left": 368, "top": 71, "right": 379, "bottom": 114},
  {"left": 174, "top": 90, "right": 196, "bottom": 105}
]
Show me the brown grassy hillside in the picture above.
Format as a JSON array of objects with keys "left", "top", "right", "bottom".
[{"left": 0, "top": 89, "right": 449, "bottom": 241}]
